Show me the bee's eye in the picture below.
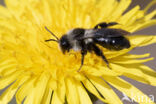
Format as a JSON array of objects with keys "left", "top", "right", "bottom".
[
  {"left": 62, "top": 41, "right": 66, "bottom": 45},
  {"left": 61, "top": 41, "right": 69, "bottom": 47},
  {"left": 59, "top": 35, "right": 71, "bottom": 52}
]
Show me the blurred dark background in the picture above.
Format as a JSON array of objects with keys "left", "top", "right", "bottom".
[{"left": 0, "top": 0, "right": 156, "bottom": 104}]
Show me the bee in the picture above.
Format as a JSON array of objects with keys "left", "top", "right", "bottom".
[{"left": 45, "top": 22, "right": 130, "bottom": 71}]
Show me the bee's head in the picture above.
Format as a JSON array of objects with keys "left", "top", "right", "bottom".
[
  {"left": 45, "top": 27, "right": 71, "bottom": 54},
  {"left": 59, "top": 35, "right": 71, "bottom": 54}
]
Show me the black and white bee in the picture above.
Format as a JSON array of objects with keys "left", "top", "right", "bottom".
[{"left": 45, "top": 22, "right": 131, "bottom": 71}]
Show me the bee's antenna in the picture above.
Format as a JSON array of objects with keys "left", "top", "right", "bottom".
[
  {"left": 45, "top": 26, "right": 59, "bottom": 41},
  {"left": 45, "top": 39, "right": 59, "bottom": 43}
]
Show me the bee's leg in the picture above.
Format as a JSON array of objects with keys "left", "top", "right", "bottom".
[
  {"left": 91, "top": 44, "right": 111, "bottom": 69},
  {"left": 94, "top": 22, "right": 118, "bottom": 29},
  {"left": 78, "top": 50, "right": 87, "bottom": 72}
]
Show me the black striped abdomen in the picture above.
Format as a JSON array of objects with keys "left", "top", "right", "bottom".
[{"left": 93, "top": 36, "right": 130, "bottom": 50}]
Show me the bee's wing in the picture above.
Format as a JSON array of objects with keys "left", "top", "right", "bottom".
[
  {"left": 79, "top": 28, "right": 130, "bottom": 40},
  {"left": 80, "top": 28, "right": 130, "bottom": 50},
  {"left": 94, "top": 28, "right": 130, "bottom": 37}
]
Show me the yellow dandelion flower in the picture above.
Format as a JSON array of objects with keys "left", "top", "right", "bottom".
[{"left": 0, "top": 0, "right": 156, "bottom": 104}]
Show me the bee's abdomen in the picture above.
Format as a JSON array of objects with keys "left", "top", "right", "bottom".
[{"left": 94, "top": 36, "right": 130, "bottom": 50}]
